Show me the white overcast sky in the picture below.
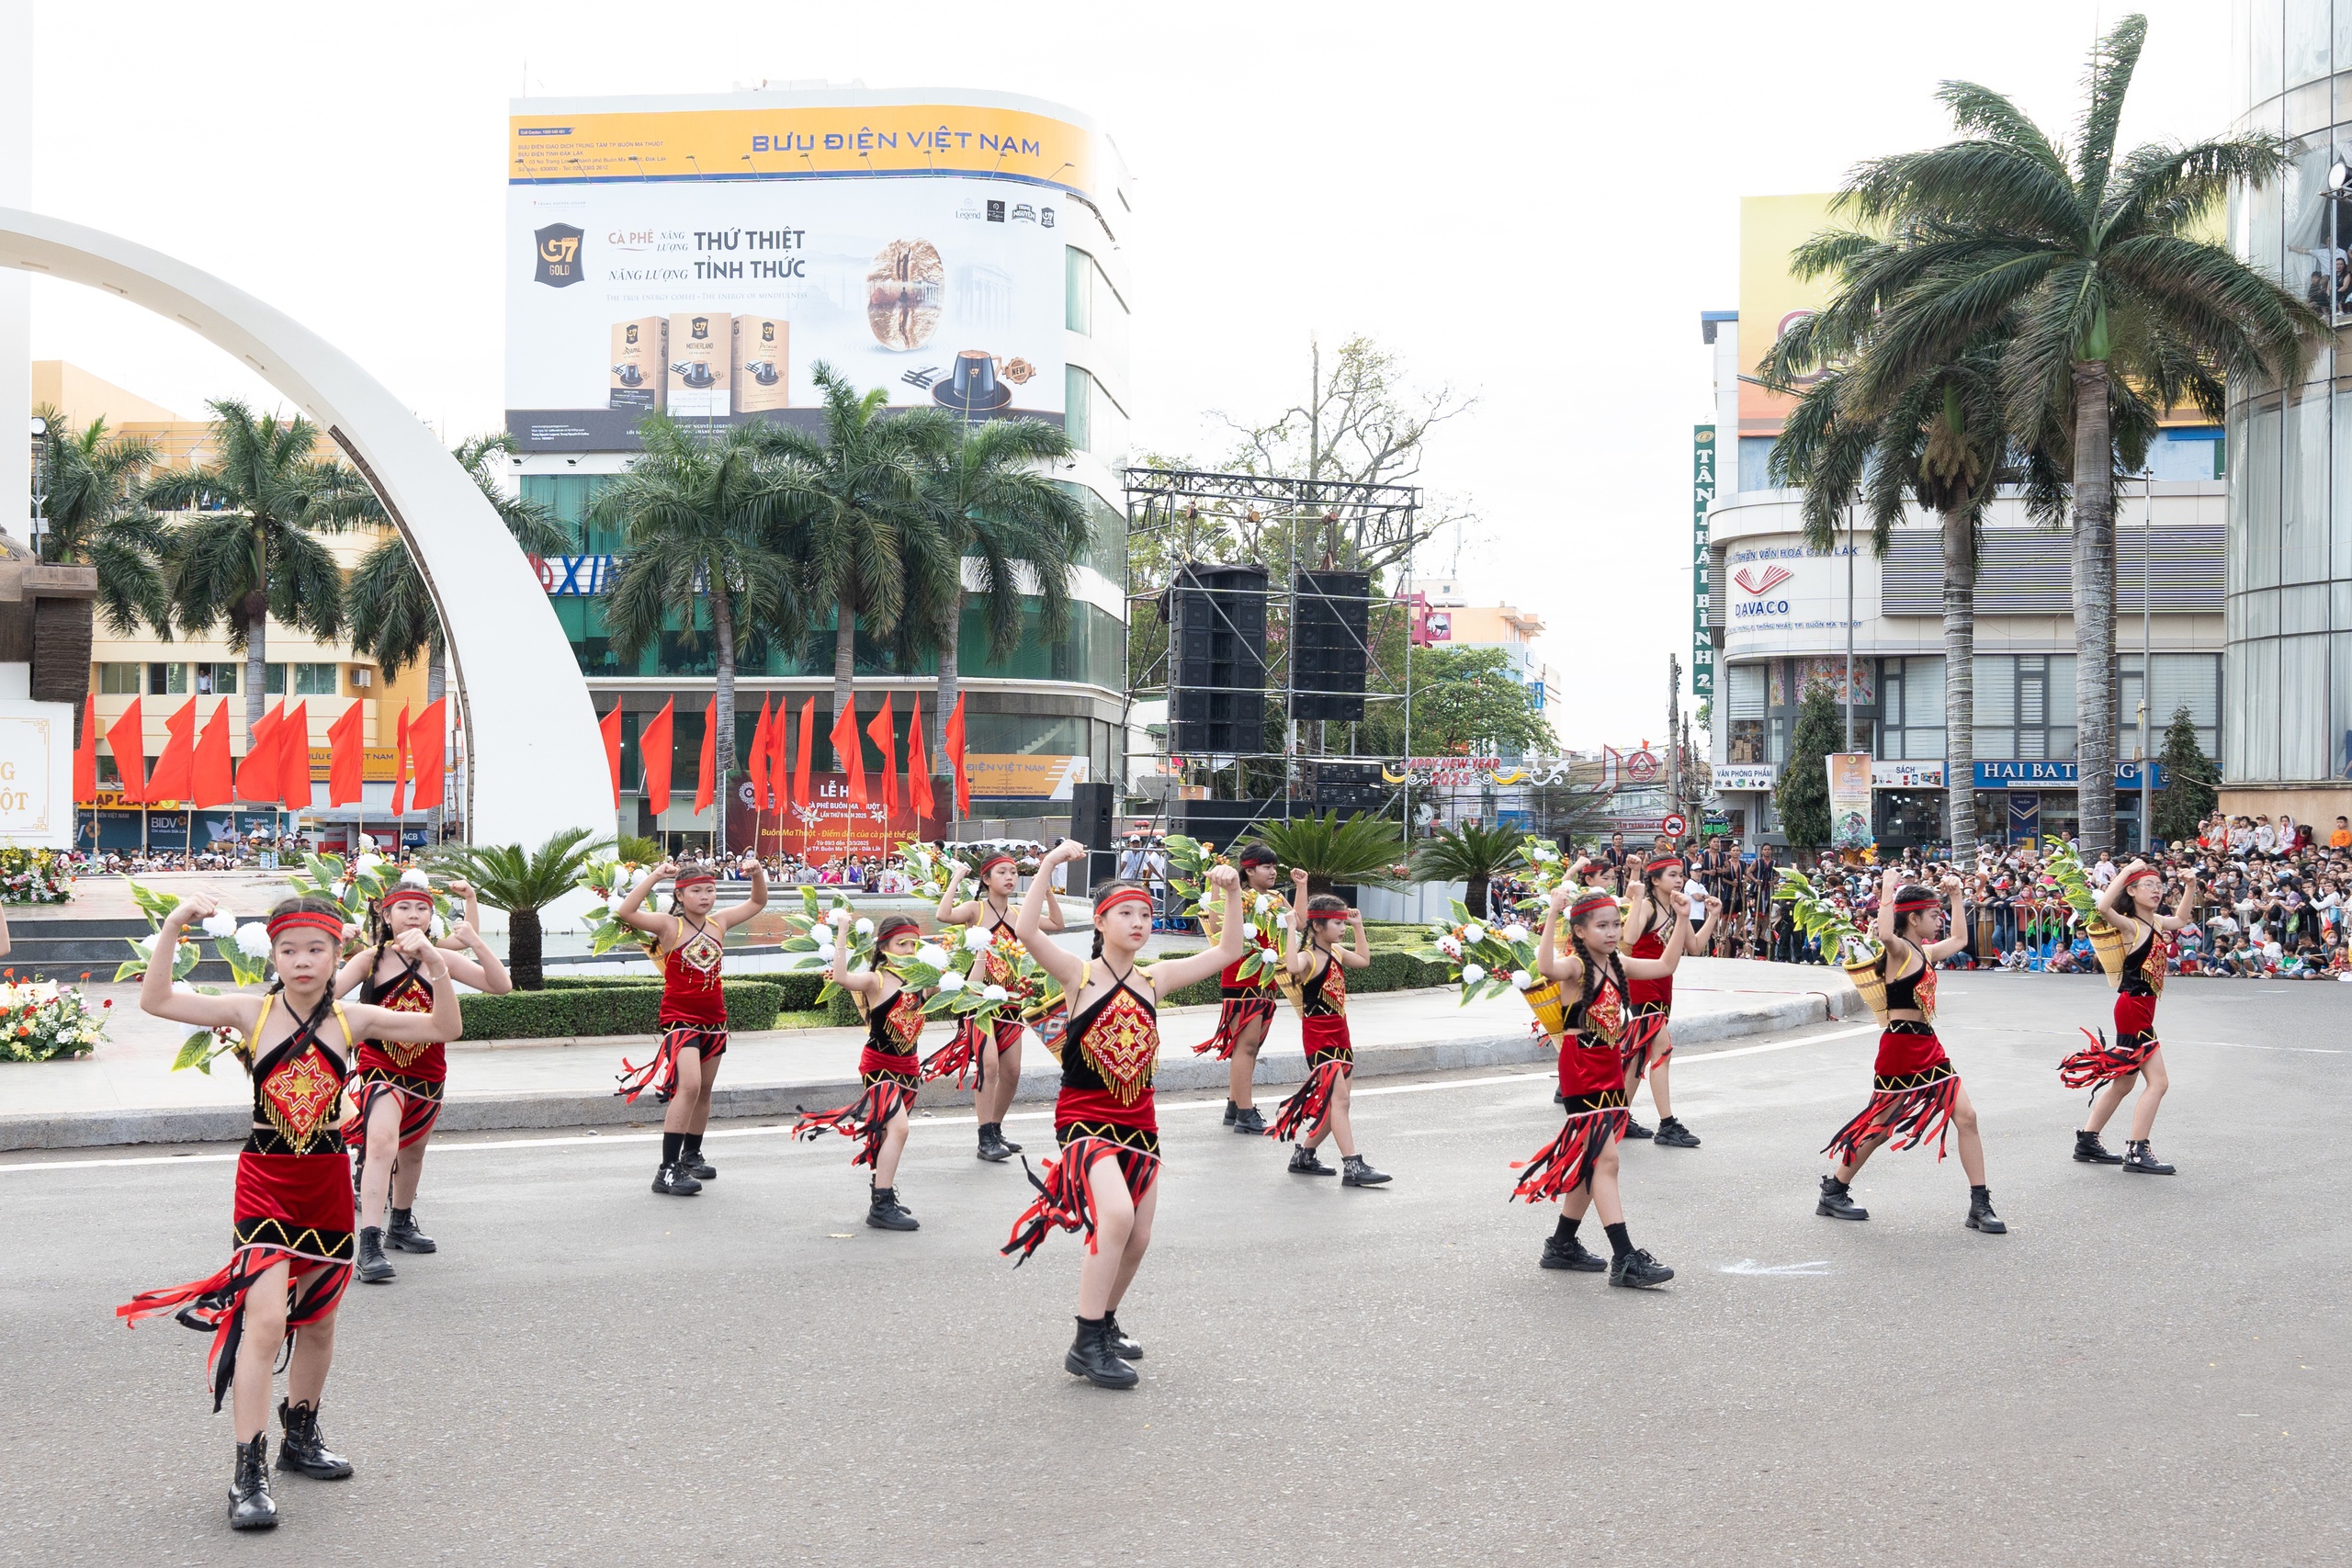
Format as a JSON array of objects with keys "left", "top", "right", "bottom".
[{"left": 23, "top": 0, "right": 2233, "bottom": 746}]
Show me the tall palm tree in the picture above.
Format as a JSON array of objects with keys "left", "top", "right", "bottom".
[
  {"left": 29, "top": 406, "right": 170, "bottom": 636},
  {"left": 1819, "top": 13, "right": 2323, "bottom": 852},
  {"left": 592, "top": 415, "right": 803, "bottom": 852},
  {"left": 916, "top": 417, "right": 1089, "bottom": 757},
  {"left": 143, "top": 400, "right": 363, "bottom": 738},
  {"left": 1764, "top": 319, "right": 2064, "bottom": 852},
  {"left": 756, "top": 363, "right": 955, "bottom": 739}
]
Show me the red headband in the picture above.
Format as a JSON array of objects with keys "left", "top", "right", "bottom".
[
  {"left": 674, "top": 869, "right": 717, "bottom": 888},
  {"left": 380, "top": 886, "right": 434, "bottom": 908},
  {"left": 266, "top": 910, "right": 346, "bottom": 942},
  {"left": 1570, "top": 891, "right": 1619, "bottom": 919},
  {"left": 1644, "top": 854, "right": 1683, "bottom": 874},
  {"left": 974, "top": 853, "right": 1014, "bottom": 874},
  {"left": 1097, "top": 887, "right": 1154, "bottom": 917},
  {"left": 1891, "top": 895, "right": 1944, "bottom": 913},
  {"left": 2122, "top": 867, "right": 2160, "bottom": 887}
]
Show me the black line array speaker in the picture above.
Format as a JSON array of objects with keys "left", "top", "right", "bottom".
[
  {"left": 1292, "top": 570, "right": 1371, "bottom": 721},
  {"left": 1170, "top": 797, "right": 1281, "bottom": 844},
  {"left": 1307, "top": 760, "right": 1388, "bottom": 815},
  {"left": 1168, "top": 564, "right": 1269, "bottom": 753},
  {"left": 1069, "top": 780, "right": 1116, "bottom": 851}
]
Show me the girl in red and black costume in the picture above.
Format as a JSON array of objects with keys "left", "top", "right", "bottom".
[
  {"left": 792, "top": 912, "right": 932, "bottom": 1231},
  {"left": 1196, "top": 842, "right": 1286, "bottom": 1134},
  {"left": 933, "top": 850, "right": 1064, "bottom": 1162},
  {"left": 1816, "top": 867, "right": 2007, "bottom": 1235},
  {"left": 2062, "top": 859, "right": 2199, "bottom": 1175},
  {"left": 1266, "top": 867, "right": 1389, "bottom": 1185},
  {"left": 612, "top": 854, "right": 768, "bottom": 1197},
  {"left": 1001, "top": 840, "right": 1244, "bottom": 1389},
  {"left": 120, "top": 894, "right": 458, "bottom": 1532},
  {"left": 337, "top": 874, "right": 512, "bottom": 1285},
  {"left": 1617, "top": 852, "right": 1718, "bottom": 1148},
  {"left": 1521, "top": 865, "right": 1685, "bottom": 1288}
]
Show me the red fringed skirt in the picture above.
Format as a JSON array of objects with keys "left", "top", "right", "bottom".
[
  {"left": 1194, "top": 988, "right": 1279, "bottom": 1059},
  {"left": 344, "top": 1064, "right": 444, "bottom": 1154},
  {"left": 1823, "top": 1026, "right": 1961, "bottom": 1164},
  {"left": 794, "top": 1051, "right": 920, "bottom": 1168},
  {"left": 1620, "top": 1003, "right": 1670, "bottom": 1083},
  {"left": 1511, "top": 1089, "right": 1630, "bottom": 1202},
  {"left": 2059, "top": 994, "right": 2161, "bottom": 1091},
  {"left": 615, "top": 1024, "right": 729, "bottom": 1105},
  {"left": 1266, "top": 1016, "right": 1353, "bottom": 1141},
  {"left": 1001, "top": 1118, "right": 1161, "bottom": 1266},
  {"left": 117, "top": 1139, "right": 355, "bottom": 1411},
  {"left": 922, "top": 1014, "right": 1023, "bottom": 1089}
]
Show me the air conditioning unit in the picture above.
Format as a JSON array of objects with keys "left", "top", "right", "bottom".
[{"left": 351, "top": 668, "right": 373, "bottom": 688}]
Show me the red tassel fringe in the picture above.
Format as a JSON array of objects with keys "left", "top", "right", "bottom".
[
  {"left": 340, "top": 1076, "right": 440, "bottom": 1152},
  {"left": 1822, "top": 1074, "right": 1961, "bottom": 1164},
  {"left": 792, "top": 1080, "right": 918, "bottom": 1168},
  {"left": 1620, "top": 1009, "right": 1669, "bottom": 1085},
  {"left": 1265, "top": 1056, "right": 1349, "bottom": 1142},
  {"left": 922, "top": 1019, "right": 983, "bottom": 1089},
  {"left": 1509, "top": 1108, "right": 1629, "bottom": 1203},
  {"left": 1193, "top": 996, "right": 1278, "bottom": 1059},
  {"left": 1000, "top": 1136, "right": 1160, "bottom": 1266},
  {"left": 2058, "top": 1026, "right": 2159, "bottom": 1091},
  {"left": 118, "top": 1247, "right": 350, "bottom": 1412}
]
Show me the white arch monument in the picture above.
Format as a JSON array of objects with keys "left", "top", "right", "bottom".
[{"left": 0, "top": 207, "right": 611, "bottom": 851}]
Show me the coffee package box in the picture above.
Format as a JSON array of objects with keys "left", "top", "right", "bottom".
[
  {"left": 609, "top": 317, "right": 667, "bottom": 412},
  {"left": 667, "top": 311, "right": 733, "bottom": 417},
  {"left": 732, "top": 316, "right": 790, "bottom": 412}
]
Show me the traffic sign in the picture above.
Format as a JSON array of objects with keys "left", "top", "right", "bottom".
[{"left": 1663, "top": 812, "right": 1688, "bottom": 838}]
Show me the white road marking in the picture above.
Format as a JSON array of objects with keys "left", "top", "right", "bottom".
[
  {"left": 0, "top": 1021, "right": 1876, "bottom": 1177},
  {"left": 1718, "top": 1258, "right": 1832, "bottom": 1277}
]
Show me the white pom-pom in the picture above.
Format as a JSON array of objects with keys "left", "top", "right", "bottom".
[
  {"left": 1256, "top": 894, "right": 1278, "bottom": 914},
  {"left": 1510, "top": 970, "right": 1534, "bottom": 990},
  {"left": 915, "top": 942, "right": 949, "bottom": 968},
  {"left": 234, "top": 923, "right": 271, "bottom": 957},
  {"left": 429, "top": 915, "right": 447, "bottom": 939},
  {"left": 1463, "top": 923, "right": 1487, "bottom": 944},
  {"left": 965, "top": 926, "right": 993, "bottom": 951},
  {"left": 854, "top": 918, "right": 874, "bottom": 935},
  {"left": 356, "top": 852, "right": 384, "bottom": 871},
  {"left": 1438, "top": 936, "right": 1462, "bottom": 959},
  {"left": 982, "top": 984, "right": 1009, "bottom": 1002},
  {"left": 937, "top": 971, "right": 967, "bottom": 993},
  {"left": 1462, "top": 964, "right": 1487, "bottom": 985},
  {"left": 400, "top": 869, "right": 432, "bottom": 889},
  {"left": 200, "top": 913, "right": 236, "bottom": 939},
  {"left": 1502, "top": 923, "right": 1531, "bottom": 944}
]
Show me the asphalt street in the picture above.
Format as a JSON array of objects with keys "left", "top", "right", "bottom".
[{"left": 3, "top": 971, "right": 2346, "bottom": 1567}]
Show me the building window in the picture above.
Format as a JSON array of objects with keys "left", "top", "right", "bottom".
[
  {"left": 1065, "top": 366, "right": 1091, "bottom": 453},
  {"left": 265, "top": 662, "right": 338, "bottom": 696},
  {"left": 1066, "top": 246, "right": 1093, "bottom": 335},
  {"left": 1726, "top": 662, "right": 1766, "bottom": 763},
  {"left": 97, "top": 662, "right": 141, "bottom": 694}
]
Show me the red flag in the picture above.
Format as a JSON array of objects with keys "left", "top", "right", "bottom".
[
  {"left": 747, "top": 695, "right": 772, "bottom": 811},
  {"left": 236, "top": 705, "right": 284, "bottom": 804},
  {"left": 192, "top": 701, "right": 233, "bottom": 809},
  {"left": 944, "top": 692, "right": 969, "bottom": 816},
  {"left": 390, "top": 705, "right": 412, "bottom": 817},
  {"left": 905, "top": 702, "right": 935, "bottom": 818},
  {"left": 693, "top": 697, "right": 717, "bottom": 818},
  {"left": 327, "top": 703, "right": 365, "bottom": 807},
  {"left": 599, "top": 705, "right": 623, "bottom": 809},
  {"left": 768, "top": 694, "right": 792, "bottom": 808},
  {"left": 830, "top": 699, "right": 868, "bottom": 806},
  {"left": 278, "top": 701, "right": 313, "bottom": 811},
  {"left": 409, "top": 697, "right": 447, "bottom": 814},
  {"left": 147, "top": 702, "right": 197, "bottom": 803},
  {"left": 793, "top": 697, "right": 814, "bottom": 809},
  {"left": 640, "top": 698, "right": 674, "bottom": 817},
  {"left": 866, "top": 694, "right": 899, "bottom": 812},
  {"left": 74, "top": 694, "right": 96, "bottom": 806},
  {"left": 106, "top": 697, "right": 148, "bottom": 805}
]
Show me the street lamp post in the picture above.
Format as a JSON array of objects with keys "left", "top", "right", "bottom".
[{"left": 2141, "top": 467, "right": 2154, "bottom": 854}]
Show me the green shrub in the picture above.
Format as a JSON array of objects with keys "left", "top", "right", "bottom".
[{"left": 458, "top": 980, "right": 782, "bottom": 1040}]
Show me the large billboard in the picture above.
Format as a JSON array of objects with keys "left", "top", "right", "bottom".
[{"left": 506, "top": 96, "right": 1092, "bottom": 451}]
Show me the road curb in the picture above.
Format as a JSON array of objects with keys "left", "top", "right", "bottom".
[{"left": 0, "top": 987, "right": 1853, "bottom": 1152}]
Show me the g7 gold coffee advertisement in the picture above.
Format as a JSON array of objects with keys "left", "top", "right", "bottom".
[{"left": 507, "top": 96, "right": 1093, "bottom": 451}]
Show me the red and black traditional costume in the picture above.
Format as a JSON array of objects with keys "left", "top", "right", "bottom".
[
  {"left": 925, "top": 900, "right": 1025, "bottom": 1089},
  {"left": 1264, "top": 944, "right": 1351, "bottom": 1142},
  {"left": 616, "top": 915, "right": 728, "bottom": 1103},
  {"left": 119, "top": 977, "right": 357, "bottom": 1411},
  {"left": 1004, "top": 946, "right": 1163, "bottom": 1264},
  {"left": 1620, "top": 861, "right": 1682, "bottom": 1083},
  {"left": 1195, "top": 902, "right": 1283, "bottom": 1060},
  {"left": 794, "top": 982, "right": 928, "bottom": 1167},
  {"left": 1824, "top": 938, "right": 1961, "bottom": 1164},
  {"left": 2060, "top": 914, "right": 2168, "bottom": 1091},
  {"left": 1512, "top": 931, "right": 1634, "bottom": 1201},
  {"left": 343, "top": 906, "right": 446, "bottom": 1160}
]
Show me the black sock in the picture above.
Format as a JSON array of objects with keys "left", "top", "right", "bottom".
[
  {"left": 1604, "top": 1221, "right": 1633, "bottom": 1259},
  {"left": 684, "top": 1133, "right": 704, "bottom": 1158},
  {"left": 1552, "top": 1213, "right": 1580, "bottom": 1243},
  {"left": 662, "top": 1132, "right": 683, "bottom": 1166}
]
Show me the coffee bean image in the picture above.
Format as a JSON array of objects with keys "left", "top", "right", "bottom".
[{"left": 867, "top": 239, "right": 944, "bottom": 351}]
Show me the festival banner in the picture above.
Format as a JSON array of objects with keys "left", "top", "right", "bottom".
[
  {"left": 727, "top": 773, "right": 944, "bottom": 865},
  {"left": 1826, "top": 752, "right": 1874, "bottom": 851}
]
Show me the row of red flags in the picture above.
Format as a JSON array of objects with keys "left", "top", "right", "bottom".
[
  {"left": 601, "top": 692, "right": 971, "bottom": 820},
  {"left": 75, "top": 694, "right": 448, "bottom": 815}
]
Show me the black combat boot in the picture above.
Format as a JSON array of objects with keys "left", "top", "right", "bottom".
[
  {"left": 2121, "top": 1140, "right": 2176, "bottom": 1176},
  {"left": 1341, "top": 1154, "right": 1391, "bottom": 1187},
  {"left": 1232, "top": 1105, "right": 1266, "bottom": 1135},
  {"left": 1965, "top": 1185, "right": 2009, "bottom": 1234},
  {"left": 275, "top": 1399, "right": 353, "bottom": 1480},
  {"left": 1064, "top": 1315, "right": 1138, "bottom": 1389},
  {"left": 356, "top": 1226, "right": 396, "bottom": 1283},
  {"left": 1223, "top": 1099, "right": 1238, "bottom": 1125},
  {"left": 1102, "top": 1309, "right": 1144, "bottom": 1360},
  {"left": 386, "top": 1207, "right": 436, "bottom": 1254},
  {"left": 977, "top": 1124, "right": 1012, "bottom": 1163},
  {"left": 866, "top": 1185, "right": 920, "bottom": 1231},
  {"left": 1815, "top": 1174, "right": 1869, "bottom": 1220},
  {"left": 1287, "top": 1144, "right": 1336, "bottom": 1177},
  {"left": 2074, "top": 1128, "right": 2124, "bottom": 1165},
  {"left": 228, "top": 1434, "right": 277, "bottom": 1530}
]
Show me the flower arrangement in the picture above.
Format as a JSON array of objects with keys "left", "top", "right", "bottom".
[
  {"left": 0, "top": 973, "right": 109, "bottom": 1061},
  {"left": 775, "top": 885, "right": 1055, "bottom": 1027},
  {"left": 1770, "top": 868, "right": 1881, "bottom": 965},
  {"left": 0, "top": 847, "right": 73, "bottom": 905},
  {"left": 284, "top": 851, "right": 456, "bottom": 941},
  {"left": 1418, "top": 899, "right": 1542, "bottom": 1006},
  {"left": 111, "top": 882, "right": 275, "bottom": 1073},
  {"left": 573, "top": 855, "right": 656, "bottom": 956},
  {"left": 1162, "top": 835, "right": 1287, "bottom": 979}
]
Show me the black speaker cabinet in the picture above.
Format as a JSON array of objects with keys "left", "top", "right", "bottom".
[
  {"left": 1069, "top": 780, "right": 1117, "bottom": 849},
  {"left": 1292, "top": 570, "right": 1371, "bottom": 722},
  {"left": 1168, "top": 564, "right": 1269, "bottom": 753}
]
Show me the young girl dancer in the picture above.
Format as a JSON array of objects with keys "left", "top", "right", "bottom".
[
  {"left": 613, "top": 854, "right": 768, "bottom": 1196},
  {"left": 1816, "top": 868, "right": 2007, "bottom": 1235},
  {"left": 1521, "top": 865, "right": 1684, "bottom": 1287},
  {"left": 1265, "top": 868, "right": 1388, "bottom": 1185},
  {"left": 935, "top": 851, "right": 1064, "bottom": 1161},
  {"left": 339, "top": 875, "right": 512, "bottom": 1284},
  {"left": 1002, "top": 841, "right": 1243, "bottom": 1388},
  {"left": 2062, "top": 860, "right": 2199, "bottom": 1174},
  {"left": 793, "top": 911, "right": 931, "bottom": 1230},
  {"left": 1617, "top": 852, "right": 1718, "bottom": 1147},
  {"left": 119, "top": 894, "right": 458, "bottom": 1530},
  {"left": 1195, "top": 842, "right": 1286, "bottom": 1134}
]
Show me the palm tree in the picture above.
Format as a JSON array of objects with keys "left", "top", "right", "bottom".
[
  {"left": 29, "top": 406, "right": 171, "bottom": 636},
  {"left": 142, "top": 400, "right": 363, "bottom": 738},
  {"left": 755, "top": 363, "right": 955, "bottom": 738},
  {"left": 1409, "top": 820, "right": 1525, "bottom": 919},
  {"left": 1820, "top": 13, "right": 2323, "bottom": 852},
  {"left": 1765, "top": 321, "right": 2064, "bottom": 852},
  {"left": 916, "top": 417, "right": 1089, "bottom": 758},
  {"left": 426, "top": 826, "right": 613, "bottom": 989},
  {"left": 592, "top": 415, "right": 804, "bottom": 852},
  {"left": 1247, "top": 810, "right": 1407, "bottom": 899}
]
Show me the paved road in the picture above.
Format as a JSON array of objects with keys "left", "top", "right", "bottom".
[{"left": 4, "top": 972, "right": 2346, "bottom": 1566}]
